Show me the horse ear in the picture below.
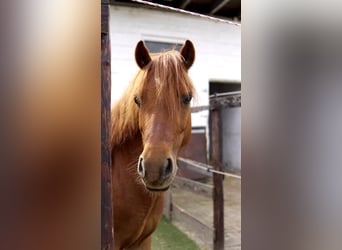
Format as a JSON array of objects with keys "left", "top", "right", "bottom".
[
  {"left": 135, "top": 41, "right": 151, "bottom": 69},
  {"left": 180, "top": 40, "right": 195, "bottom": 70}
]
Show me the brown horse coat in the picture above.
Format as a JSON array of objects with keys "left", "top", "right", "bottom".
[{"left": 111, "top": 40, "right": 195, "bottom": 249}]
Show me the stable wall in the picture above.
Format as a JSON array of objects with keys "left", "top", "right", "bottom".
[{"left": 110, "top": 4, "right": 241, "bottom": 170}]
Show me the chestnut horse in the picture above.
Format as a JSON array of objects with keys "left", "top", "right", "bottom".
[{"left": 111, "top": 40, "right": 195, "bottom": 249}]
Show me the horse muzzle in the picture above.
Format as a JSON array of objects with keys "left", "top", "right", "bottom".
[{"left": 137, "top": 154, "right": 176, "bottom": 192}]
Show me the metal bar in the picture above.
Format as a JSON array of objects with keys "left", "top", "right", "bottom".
[
  {"left": 178, "top": 158, "right": 212, "bottom": 177},
  {"left": 178, "top": 157, "right": 241, "bottom": 179}
]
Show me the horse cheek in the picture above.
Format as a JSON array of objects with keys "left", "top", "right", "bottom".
[{"left": 180, "top": 118, "right": 192, "bottom": 147}]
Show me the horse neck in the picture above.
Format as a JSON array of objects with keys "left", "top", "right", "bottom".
[
  {"left": 111, "top": 92, "right": 139, "bottom": 147},
  {"left": 113, "top": 134, "right": 139, "bottom": 169}
]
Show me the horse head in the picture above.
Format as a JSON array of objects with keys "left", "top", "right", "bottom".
[{"left": 133, "top": 40, "right": 195, "bottom": 192}]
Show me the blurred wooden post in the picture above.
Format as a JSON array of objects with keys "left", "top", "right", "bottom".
[
  {"left": 163, "top": 189, "right": 172, "bottom": 220},
  {"left": 101, "top": 0, "right": 113, "bottom": 249},
  {"left": 211, "top": 108, "right": 224, "bottom": 250}
]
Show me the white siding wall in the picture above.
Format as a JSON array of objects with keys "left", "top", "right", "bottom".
[{"left": 109, "top": 5, "right": 241, "bottom": 128}]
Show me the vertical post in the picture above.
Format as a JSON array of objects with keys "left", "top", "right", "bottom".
[
  {"left": 163, "top": 189, "right": 172, "bottom": 220},
  {"left": 211, "top": 108, "right": 224, "bottom": 250},
  {"left": 101, "top": 1, "right": 113, "bottom": 250}
]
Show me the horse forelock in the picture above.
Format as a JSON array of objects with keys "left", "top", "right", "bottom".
[
  {"left": 140, "top": 50, "right": 195, "bottom": 117},
  {"left": 111, "top": 50, "right": 195, "bottom": 147}
]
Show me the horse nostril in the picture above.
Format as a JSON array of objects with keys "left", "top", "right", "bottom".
[
  {"left": 138, "top": 157, "right": 144, "bottom": 177},
  {"left": 163, "top": 158, "right": 173, "bottom": 179}
]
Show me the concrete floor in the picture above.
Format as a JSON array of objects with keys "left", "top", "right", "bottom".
[{"left": 170, "top": 177, "right": 241, "bottom": 250}]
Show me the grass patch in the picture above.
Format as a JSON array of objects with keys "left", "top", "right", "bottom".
[{"left": 152, "top": 216, "right": 200, "bottom": 250}]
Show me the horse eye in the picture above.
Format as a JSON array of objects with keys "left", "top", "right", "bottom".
[
  {"left": 182, "top": 94, "right": 192, "bottom": 105},
  {"left": 134, "top": 95, "right": 141, "bottom": 107}
]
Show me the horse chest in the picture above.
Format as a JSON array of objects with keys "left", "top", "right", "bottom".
[
  {"left": 113, "top": 167, "right": 164, "bottom": 249},
  {"left": 117, "top": 197, "right": 163, "bottom": 249}
]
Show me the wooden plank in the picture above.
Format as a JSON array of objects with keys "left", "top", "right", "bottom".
[
  {"left": 173, "top": 176, "right": 213, "bottom": 198},
  {"left": 211, "top": 109, "right": 224, "bottom": 250},
  {"left": 101, "top": 1, "right": 113, "bottom": 250},
  {"left": 172, "top": 203, "right": 214, "bottom": 241}
]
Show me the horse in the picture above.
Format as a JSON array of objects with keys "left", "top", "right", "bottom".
[{"left": 111, "top": 40, "right": 196, "bottom": 249}]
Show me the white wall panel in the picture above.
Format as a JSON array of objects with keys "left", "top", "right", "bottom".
[{"left": 110, "top": 4, "right": 241, "bottom": 129}]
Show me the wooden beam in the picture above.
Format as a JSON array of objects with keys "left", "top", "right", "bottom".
[
  {"left": 172, "top": 203, "right": 214, "bottom": 238},
  {"left": 210, "top": 92, "right": 241, "bottom": 109},
  {"left": 211, "top": 109, "right": 224, "bottom": 250},
  {"left": 174, "top": 176, "right": 213, "bottom": 198},
  {"left": 101, "top": 0, "right": 114, "bottom": 249},
  {"left": 209, "top": 0, "right": 231, "bottom": 15}
]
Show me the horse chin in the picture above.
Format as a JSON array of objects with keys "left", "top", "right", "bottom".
[
  {"left": 143, "top": 180, "right": 172, "bottom": 192},
  {"left": 146, "top": 185, "right": 170, "bottom": 192}
]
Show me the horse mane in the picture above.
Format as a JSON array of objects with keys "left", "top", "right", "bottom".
[{"left": 111, "top": 49, "right": 195, "bottom": 147}]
